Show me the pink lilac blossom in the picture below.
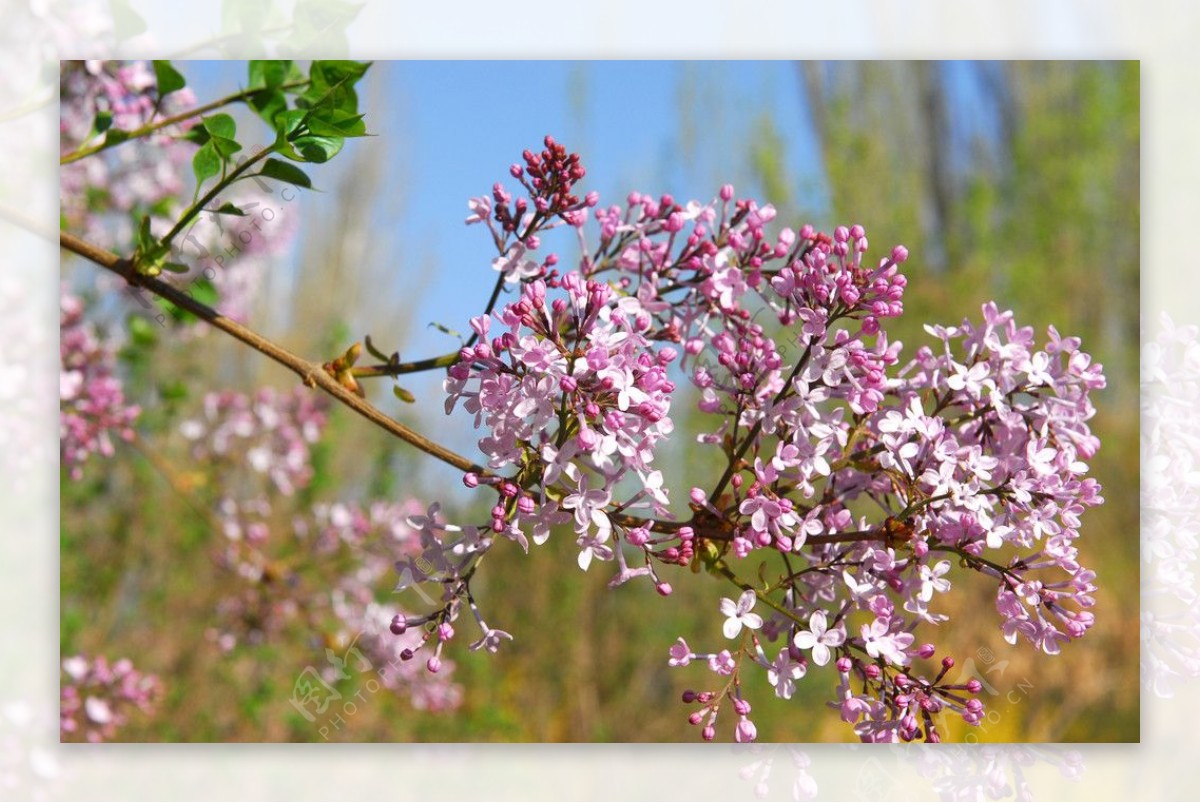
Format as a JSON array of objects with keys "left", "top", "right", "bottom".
[
  {"left": 60, "top": 655, "right": 161, "bottom": 742},
  {"left": 379, "top": 138, "right": 1105, "bottom": 742},
  {"left": 197, "top": 407, "right": 463, "bottom": 713},
  {"left": 60, "top": 287, "right": 140, "bottom": 479},
  {"left": 179, "top": 387, "right": 327, "bottom": 497}
]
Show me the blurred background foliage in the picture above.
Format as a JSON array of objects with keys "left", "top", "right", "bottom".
[{"left": 61, "top": 61, "right": 1138, "bottom": 742}]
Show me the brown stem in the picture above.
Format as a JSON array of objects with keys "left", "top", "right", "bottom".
[{"left": 60, "top": 231, "right": 488, "bottom": 477}]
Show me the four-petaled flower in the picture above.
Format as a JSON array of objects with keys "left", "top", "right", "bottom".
[
  {"left": 766, "top": 649, "right": 807, "bottom": 699},
  {"left": 720, "top": 589, "right": 764, "bottom": 639},
  {"left": 792, "top": 610, "right": 845, "bottom": 666}
]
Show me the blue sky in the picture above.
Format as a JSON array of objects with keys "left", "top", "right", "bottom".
[{"left": 183, "top": 61, "right": 831, "bottom": 361}]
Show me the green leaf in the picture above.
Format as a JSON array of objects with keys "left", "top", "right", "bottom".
[
  {"left": 214, "top": 202, "right": 247, "bottom": 216},
  {"left": 276, "top": 108, "right": 309, "bottom": 138},
  {"left": 363, "top": 335, "right": 394, "bottom": 362},
  {"left": 258, "top": 158, "right": 313, "bottom": 189},
  {"left": 93, "top": 109, "right": 114, "bottom": 134},
  {"left": 202, "top": 113, "right": 237, "bottom": 140},
  {"left": 316, "top": 60, "right": 371, "bottom": 86},
  {"left": 393, "top": 385, "right": 415, "bottom": 404},
  {"left": 306, "top": 111, "right": 366, "bottom": 138},
  {"left": 247, "top": 89, "right": 287, "bottom": 127},
  {"left": 153, "top": 60, "right": 186, "bottom": 97},
  {"left": 104, "top": 129, "right": 131, "bottom": 147},
  {"left": 427, "top": 321, "right": 463, "bottom": 340},
  {"left": 182, "top": 126, "right": 210, "bottom": 146},
  {"left": 299, "top": 60, "right": 371, "bottom": 117},
  {"left": 161, "top": 262, "right": 190, "bottom": 274},
  {"left": 211, "top": 136, "right": 242, "bottom": 158},
  {"left": 135, "top": 215, "right": 155, "bottom": 252},
  {"left": 291, "top": 134, "right": 343, "bottom": 163},
  {"left": 248, "top": 60, "right": 294, "bottom": 90},
  {"left": 192, "top": 141, "right": 220, "bottom": 195}
]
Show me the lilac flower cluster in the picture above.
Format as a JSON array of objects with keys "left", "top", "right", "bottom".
[
  {"left": 60, "top": 655, "right": 161, "bottom": 742},
  {"left": 179, "top": 388, "right": 327, "bottom": 496},
  {"left": 60, "top": 288, "right": 140, "bottom": 480},
  {"left": 390, "top": 138, "right": 1106, "bottom": 743},
  {"left": 186, "top": 391, "right": 463, "bottom": 712}
]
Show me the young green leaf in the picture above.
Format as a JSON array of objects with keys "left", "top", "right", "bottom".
[
  {"left": 214, "top": 202, "right": 247, "bottom": 216},
  {"left": 247, "top": 89, "right": 288, "bottom": 127},
  {"left": 152, "top": 60, "right": 187, "bottom": 97},
  {"left": 276, "top": 108, "right": 309, "bottom": 138},
  {"left": 211, "top": 136, "right": 242, "bottom": 159},
  {"left": 291, "top": 134, "right": 344, "bottom": 164},
  {"left": 306, "top": 111, "right": 367, "bottom": 138},
  {"left": 202, "top": 113, "right": 237, "bottom": 141},
  {"left": 248, "top": 60, "right": 295, "bottom": 90},
  {"left": 192, "top": 141, "right": 220, "bottom": 196},
  {"left": 93, "top": 109, "right": 114, "bottom": 134},
  {"left": 182, "top": 126, "right": 211, "bottom": 146},
  {"left": 393, "top": 385, "right": 416, "bottom": 404},
  {"left": 258, "top": 158, "right": 313, "bottom": 189}
]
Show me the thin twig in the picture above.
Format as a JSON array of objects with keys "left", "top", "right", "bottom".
[{"left": 60, "top": 79, "right": 308, "bottom": 165}]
